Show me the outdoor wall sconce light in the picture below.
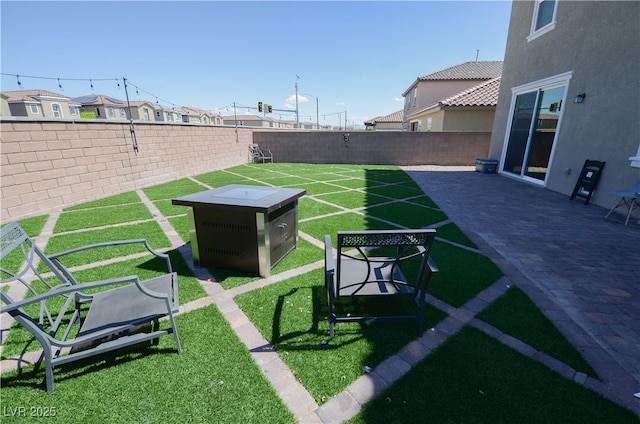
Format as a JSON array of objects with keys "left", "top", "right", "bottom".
[
  {"left": 574, "top": 93, "right": 586, "bottom": 104},
  {"left": 343, "top": 132, "right": 350, "bottom": 147}
]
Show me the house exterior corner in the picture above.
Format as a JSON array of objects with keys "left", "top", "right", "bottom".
[{"left": 490, "top": 0, "right": 640, "bottom": 209}]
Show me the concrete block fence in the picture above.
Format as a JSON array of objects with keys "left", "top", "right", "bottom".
[
  {"left": 253, "top": 130, "right": 491, "bottom": 165},
  {"left": 1, "top": 119, "right": 490, "bottom": 222},
  {"left": 1, "top": 120, "right": 252, "bottom": 222}
]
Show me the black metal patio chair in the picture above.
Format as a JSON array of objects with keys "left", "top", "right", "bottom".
[{"left": 324, "top": 229, "right": 438, "bottom": 337}]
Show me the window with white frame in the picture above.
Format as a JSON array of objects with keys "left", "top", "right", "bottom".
[
  {"left": 528, "top": 0, "right": 558, "bottom": 42},
  {"left": 413, "top": 88, "right": 418, "bottom": 106},
  {"left": 107, "top": 107, "right": 115, "bottom": 117},
  {"left": 30, "top": 104, "right": 40, "bottom": 114},
  {"left": 69, "top": 106, "right": 79, "bottom": 116},
  {"left": 51, "top": 103, "right": 62, "bottom": 118},
  {"left": 120, "top": 108, "right": 126, "bottom": 118},
  {"left": 143, "top": 108, "right": 150, "bottom": 120}
]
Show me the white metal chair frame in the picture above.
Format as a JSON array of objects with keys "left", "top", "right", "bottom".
[{"left": 605, "top": 179, "right": 640, "bottom": 226}]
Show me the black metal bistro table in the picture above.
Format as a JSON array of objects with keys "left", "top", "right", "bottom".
[{"left": 172, "top": 185, "right": 306, "bottom": 277}]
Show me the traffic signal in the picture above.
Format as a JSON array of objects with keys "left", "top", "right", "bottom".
[
  {"left": 258, "top": 102, "right": 263, "bottom": 112},
  {"left": 267, "top": 104, "right": 272, "bottom": 113}
]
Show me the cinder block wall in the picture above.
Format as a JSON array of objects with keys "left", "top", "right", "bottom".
[
  {"left": 252, "top": 130, "right": 491, "bottom": 165},
  {"left": 1, "top": 120, "right": 252, "bottom": 222},
  {"left": 1, "top": 121, "right": 490, "bottom": 222}
]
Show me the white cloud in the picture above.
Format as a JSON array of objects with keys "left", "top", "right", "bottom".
[
  {"left": 394, "top": 97, "right": 403, "bottom": 102},
  {"left": 284, "top": 94, "right": 309, "bottom": 109}
]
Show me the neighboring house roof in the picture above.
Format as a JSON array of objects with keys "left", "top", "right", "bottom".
[
  {"left": 72, "top": 94, "right": 127, "bottom": 106},
  {"left": 406, "top": 77, "right": 501, "bottom": 119},
  {"left": 155, "top": 104, "right": 181, "bottom": 111},
  {"left": 403, "top": 61, "right": 503, "bottom": 96},
  {"left": 418, "top": 61, "right": 503, "bottom": 81},
  {"left": 182, "top": 106, "right": 210, "bottom": 115},
  {"left": 365, "top": 110, "right": 403, "bottom": 125},
  {"left": 129, "top": 100, "right": 158, "bottom": 109},
  {"left": 440, "top": 77, "right": 501, "bottom": 107},
  {"left": 182, "top": 106, "right": 221, "bottom": 118},
  {"left": 3, "top": 89, "right": 71, "bottom": 102},
  {"left": 223, "top": 114, "right": 270, "bottom": 121}
]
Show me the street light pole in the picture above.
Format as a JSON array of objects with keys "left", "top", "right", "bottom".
[{"left": 302, "top": 93, "right": 319, "bottom": 130}]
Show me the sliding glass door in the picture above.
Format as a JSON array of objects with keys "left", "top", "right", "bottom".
[{"left": 502, "top": 76, "right": 569, "bottom": 184}]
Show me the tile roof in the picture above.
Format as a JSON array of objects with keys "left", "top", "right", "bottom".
[
  {"left": 406, "top": 77, "right": 502, "bottom": 120},
  {"left": 440, "top": 77, "right": 501, "bottom": 107},
  {"left": 182, "top": 106, "right": 219, "bottom": 116},
  {"left": 365, "top": 109, "right": 403, "bottom": 124},
  {"left": 72, "top": 94, "right": 126, "bottom": 106},
  {"left": 418, "top": 61, "right": 503, "bottom": 81},
  {"left": 128, "top": 100, "right": 159, "bottom": 108},
  {"left": 2, "top": 89, "right": 71, "bottom": 101}
]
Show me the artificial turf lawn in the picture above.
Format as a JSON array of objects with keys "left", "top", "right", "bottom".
[
  {"left": 54, "top": 203, "right": 153, "bottom": 232},
  {"left": 2, "top": 163, "right": 618, "bottom": 420},
  {"left": 235, "top": 267, "right": 449, "bottom": 402},
  {"left": 1, "top": 306, "right": 295, "bottom": 424},
  {"left": 348, "top": 326, "right": 639, "bottom": 424}
]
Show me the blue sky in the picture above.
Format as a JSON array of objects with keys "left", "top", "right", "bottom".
[{"left": 1, "top": 1, "right": 512, "bottom": 127}]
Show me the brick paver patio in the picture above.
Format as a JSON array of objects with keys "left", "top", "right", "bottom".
[{"left": 404, "top": 165, "right": 640, "bottom": 415}]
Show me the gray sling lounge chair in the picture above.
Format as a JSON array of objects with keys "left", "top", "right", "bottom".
[
  {"left": 0, "top": 222, "right": 182, "bottom": 392},
  {"left": 324, "top": 229, "right": 438, "bottom": 337},
  {"left": 248, "top": 143, "right": 273, "bottom": 163}
]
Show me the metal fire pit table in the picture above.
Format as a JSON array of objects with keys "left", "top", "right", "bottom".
[{"left": 172, "top": 185, "right": 306, "bottom": 277}]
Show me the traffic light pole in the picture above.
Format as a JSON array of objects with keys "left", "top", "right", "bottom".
[{"left": 295, "top": 76, "right": 299, "bottom": 128}]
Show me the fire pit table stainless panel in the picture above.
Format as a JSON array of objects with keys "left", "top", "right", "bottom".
[{"left": 172, "top": 185, "right": 306, "bottom": 277}]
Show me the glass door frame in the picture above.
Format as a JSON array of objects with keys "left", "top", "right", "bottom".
[{"left": 500, "top": 71, "right": 573, "bottom": 186}]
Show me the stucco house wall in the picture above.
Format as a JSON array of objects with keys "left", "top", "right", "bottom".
[
  {"left": 374, "top": 122, "right": 403, "bottom": 131},
  {"left": 405, "top": 80, "right": 487, "bottom": 117},
  {"left": 409, "top": 110, "right": 444, "bottom": 132},
  {"left": 489, "top": 0, "right": 640, "bottom": 209},
  {"left": 0, "top": 95, "right": 10, "bottom": 116},
  {"left": 443, "top": 108, "right": 496, "bottom": 132}
]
